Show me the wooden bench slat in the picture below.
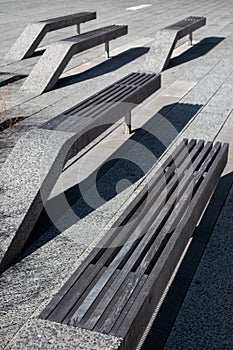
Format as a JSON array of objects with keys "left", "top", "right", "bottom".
[
  {"left": 47, "top": 264, "right": 98, "bottom": 323},
  {"left": 96, "top": 272, "right": 146, "bottom": 333}
]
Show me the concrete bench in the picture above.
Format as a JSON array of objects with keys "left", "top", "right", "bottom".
[
  {"left": 0, "top": 71, "right": 160, "bottom": 273},
  {"left": 20, "top": 24, "right": 128, "bottom": 96},
  {"left": 4, "top": 12, "right": 97, "bottom": 61},
  {"left": 142, "top": 16, "right": 206, "bottom": 73},
  {"left": 39, "top": 138, "right": 228, "bottom": 350}
]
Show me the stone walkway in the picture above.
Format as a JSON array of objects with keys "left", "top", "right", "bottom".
[{"left": 0, "top": 0, "right": 233, "bottom": 349}]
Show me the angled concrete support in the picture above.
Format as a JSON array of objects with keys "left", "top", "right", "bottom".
[{"left": 142, "top": 16, "right": 206, "bottom": 73}]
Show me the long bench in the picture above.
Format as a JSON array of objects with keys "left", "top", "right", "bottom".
[
  {"left": 0, "top": 71, "right": 160, "bottom": 273},
  {"left": 39, "top": 138, "right": 228, "bottom": 350},
  {"left": 4, "top": 12, "right": 97, "bottom": 62},
  {"left": 20, "top": 24, "right": 128, "bottom": 96},
  {"left": 142, "top": 16, "right": 206, "bottom": 73},
  {"left": 41, "top": 72, "right": 160, "bottom": 135}
]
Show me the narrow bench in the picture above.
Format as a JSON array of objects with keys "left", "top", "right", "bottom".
[
  {"left": 41, "top": 71, "right": 160, "bottom": 135},
  {"left": 4, "top": 12, "right": 97, "bottom": 61},
  {"left": 142, "top": 16, "right": 206, "bottom": 73},
  {"left": 39, "top": 138, "right": 228, "bottom": 350},
  {"left": 0, "top": 71, "right": 160, "bottom": 273},
  {"left": 20, "top": 24, "right": 128, "bottom": 96}
]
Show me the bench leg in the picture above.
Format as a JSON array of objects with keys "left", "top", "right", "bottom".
[
  {"left": 189, "top": 32, "right": 193, "bottom": 46},
  {"left": 124, "top": 112, "right": 132, "bottom": 134},
  {"left": 77, "top": 24, "right": 81, "bottom": 35},
  {"left": 105, "top": 42, "right": 110, "bottom": 58}
]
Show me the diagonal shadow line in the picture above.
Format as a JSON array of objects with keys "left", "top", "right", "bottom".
[
  {"left": 54, "top": 46, "right": 150, "bottom": 89},
  {"left": 168, "top": 36, "right": 225, "bottom": 69},
  {"left": 21, "top": 102, "right": 203, "bottom": 256}
]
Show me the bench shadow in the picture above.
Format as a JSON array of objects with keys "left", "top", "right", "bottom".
[
  {"left": 31, "top": 48, "right": 46, "bottom": 57},
  {"left": 141, "top": 171, "right": 233, "bottom": 350},
  {"left": 54, "top": 47, "right": 150, "bottom": 89},
  {"left": 168, "top": 37, "right": 225, "bottom": 69},
  {"left": 21, "top": 101, "right": 203, "bottom": 256}
]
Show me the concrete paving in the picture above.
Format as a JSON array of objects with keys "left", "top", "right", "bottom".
[{"left": 0, "top": 0, "right": 233, "bottom": 349}]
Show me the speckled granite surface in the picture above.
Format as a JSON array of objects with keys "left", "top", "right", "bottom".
[
  {"left": 0, "top": 128, "right": 77, "bottom": 272},
  {"left": 5, "top": 318, "right": 123, "bottom": 350}
]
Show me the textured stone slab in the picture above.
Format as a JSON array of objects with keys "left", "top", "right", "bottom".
[
  {"left": 0, "top": 128, "right": 77, "bottom": 273},
  {"left": 5, "top": 318, "right": 122, "bottom": 350},
  {"left": 4, "top": 12, "right": 97, "bottom": 62},
  {"left": 142, "top": 30, "right": 178, "bottom": 73},
  {"left": 21, "top": 25, "right": 128, "bottom": 96}
]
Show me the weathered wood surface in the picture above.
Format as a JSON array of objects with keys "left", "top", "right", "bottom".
[{"left": 40, "top": 139, "right": 228, "bottom": 350}]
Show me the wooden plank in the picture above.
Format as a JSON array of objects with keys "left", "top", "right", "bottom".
[
  {"left": 62, "top": 266, "right": 108, "bottom": 325},
  {"left": 68, "top": 269, "right": 120, "bottom": 326},
  {"left": 47, "top": 264, "right": 100, "bottom": 323},
  {"left": 39, "top": 248, "right": 103, "bottom": 319},
  {"left": 109, "top": 274, "right": 148, "bottom": 335},
  {"left": 97, "top": 272, "right": 147, "bottom": 334}
]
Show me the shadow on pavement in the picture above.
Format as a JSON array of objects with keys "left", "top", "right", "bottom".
[
  {"left": 21, "top": 101, "right": 203, "bottom": 256},
  {"left": 55, "top": 46, "right": 150, "bottom": 89},
  {"left": 169, "top": 37, "right": 225, "bottom": 69}
]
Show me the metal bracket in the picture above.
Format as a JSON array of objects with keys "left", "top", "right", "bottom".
[
  {"left": 77, "top": 24, "right": 81, "bottom": 35},
  {"left": 189, "top": 32, "right": 193, "bottom": 46},
  {"left": 124, "top": 112, "right": 132, "bottom": 134},
  {"left": 105, "top": 41, "right": 110, "bottom": 58}
]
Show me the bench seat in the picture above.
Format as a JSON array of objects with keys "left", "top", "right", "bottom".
[
  {"left": 41, "top": 71, "right": 161, "bottom": 135},
  {"left": 40, "top": 138, "right": 228, "bottom": 350}
]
